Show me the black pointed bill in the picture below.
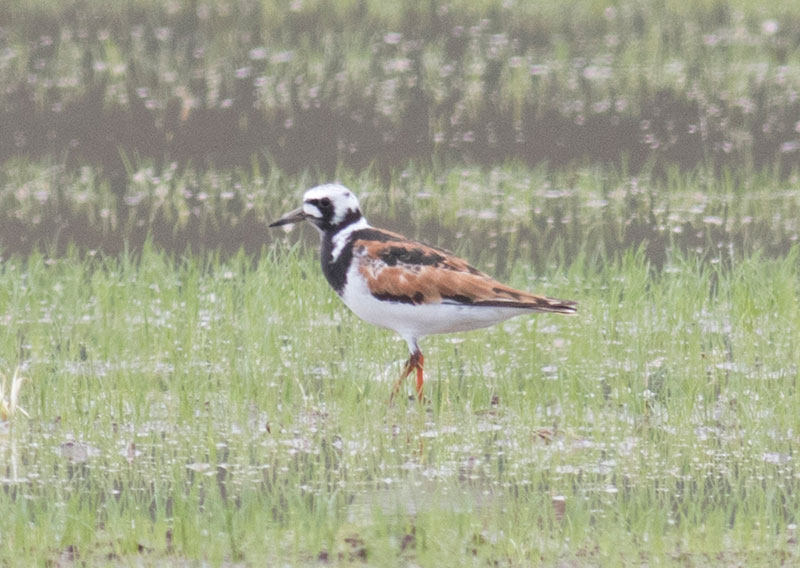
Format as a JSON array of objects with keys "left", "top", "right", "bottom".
[{"left": 269, "top": 207, "right": 307, "bottom": 227}]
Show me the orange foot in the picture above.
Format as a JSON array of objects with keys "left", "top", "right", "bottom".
[{"left": 390, "top": 351, "right": 424, "bottom": 402}]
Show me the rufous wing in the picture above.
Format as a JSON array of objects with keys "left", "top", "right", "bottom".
[{"left": 352, "top": 231, "right": 577, "bottom": 313}]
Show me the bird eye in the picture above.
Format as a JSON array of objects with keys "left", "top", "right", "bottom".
[{"left": 320, "top": 198, "right": 331, "bottom": 207}]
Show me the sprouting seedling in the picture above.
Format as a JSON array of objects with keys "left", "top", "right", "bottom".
[{"left": 0, "top": 366, "right": 29, "bottom": 421}]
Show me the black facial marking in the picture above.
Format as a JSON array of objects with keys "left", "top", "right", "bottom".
[
  {"left": 304, "top": 198, "right": 334, "bottom": 228},
  {"left": 306, "top": 198, "right": 362, "bottom": 234},
  {"left": 338, "top": 208, "right": 362, "bottom": 230},
  {"left": 413, "top": 291, "right": 425, "bottom": 303},
  {"left": 308, "top": 197, "right": 332, "bottom": 211}
]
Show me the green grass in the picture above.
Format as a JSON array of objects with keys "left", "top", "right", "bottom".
[
  {"left": 2, "top": 1, "right": 799, "bottom": 563},
  {"left": 1, "top": 208, "right": 799, "bottom": 564}
]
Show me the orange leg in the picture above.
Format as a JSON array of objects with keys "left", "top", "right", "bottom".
[
  {"left": 414, "top": 353, "right": 424, "bottom": 401},
  {"left": 390, "top": 350, "right": 425, "bottom": 402}
]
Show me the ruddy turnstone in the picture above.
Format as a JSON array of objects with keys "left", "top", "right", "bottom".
[{"left": 270, "top": 183, "right": 577, "bottom": 401}]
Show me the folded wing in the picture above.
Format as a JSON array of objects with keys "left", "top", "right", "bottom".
[{"left": 352, "top": 229, "right": 577, "bottom": 313}]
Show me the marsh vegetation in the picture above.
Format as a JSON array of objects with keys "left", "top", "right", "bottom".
[{"left": 1, "top": 0, "right": 799, "bottom": 565}]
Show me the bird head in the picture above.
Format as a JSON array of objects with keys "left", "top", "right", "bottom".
[{"left": 269, "top": 183, "right": 363, "bottom": 234}]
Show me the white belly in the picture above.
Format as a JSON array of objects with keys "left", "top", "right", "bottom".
[{"left": 340, "top": 263, "right": 528, "bottom": 340}]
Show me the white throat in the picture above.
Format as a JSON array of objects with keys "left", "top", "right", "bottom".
[{"left": 330, "top": 217, "right": 369, "bottom": 260}]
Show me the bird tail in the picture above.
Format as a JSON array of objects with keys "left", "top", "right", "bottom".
[{"left": 530, "top": 296, "right": 578, "bottom": 314}]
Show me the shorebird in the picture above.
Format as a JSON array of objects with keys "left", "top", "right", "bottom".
[{"left": 270, "top": 184, "right": 577, "bottom": 400}]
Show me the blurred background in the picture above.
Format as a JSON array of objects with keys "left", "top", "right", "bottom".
[
  {"left": 1, "top": 0, "right": 799, "bottom": 260},
  {"left": 2, "top": 5, "right": 800, "bottom": 563}
]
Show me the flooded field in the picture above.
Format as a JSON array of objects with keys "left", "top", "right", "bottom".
[
  {"left": 1, "top": 177, "right": 798, "bottom": 564},
  {"left": 2, "top": 162, "right": 799, "bottom": 269},
  {"left": 2, "top": 0, "right": 800, "bottom": 564},
  {"left": 3, "top": 1, "right": 800, "bottom": 174}
]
